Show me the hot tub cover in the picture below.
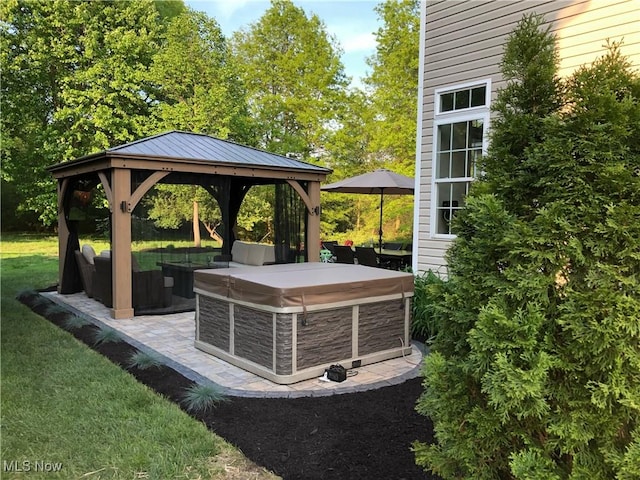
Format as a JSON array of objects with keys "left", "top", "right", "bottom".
[{"left": 193, "top": 263, "right": 414, "bottom": 309}]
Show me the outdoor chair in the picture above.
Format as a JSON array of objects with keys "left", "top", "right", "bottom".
[
  {"left": 355, "top": 246, "right": 379, "bottom": 267},
  {"left": 383, "top": 242, "right": 404, "bottom": 251},
  {"left": 93, "top": 256, "right": 173, "bottom": 310},
  {"left": 321, "top": 241, "right": 338, "bottom": 254},
  {"left": 74, "top": 249, "right": 96, "bottom": 297},
  {"left": 333, "top": 245, "right": 355, "bottom": 264}
]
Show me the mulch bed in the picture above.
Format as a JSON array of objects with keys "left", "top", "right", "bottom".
[{"left": 19, "top": 290, "right": 439, "bottom": 480}]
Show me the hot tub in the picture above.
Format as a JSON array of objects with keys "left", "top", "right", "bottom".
[{"left": 193, "top": 263, "right": 414, "bottom": 384}]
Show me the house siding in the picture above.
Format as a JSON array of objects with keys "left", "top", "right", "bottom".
[{"left": 415, "top": 0, "right": 640, "bottom": 275}]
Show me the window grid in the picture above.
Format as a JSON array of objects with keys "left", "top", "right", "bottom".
[
  {"left": 431, "top": 81, "right": 490, "bottom": 237},
  {"left": 439, "top": 85, "right": 487, "bottom": 113}
]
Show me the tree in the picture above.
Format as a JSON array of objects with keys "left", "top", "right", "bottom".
[
  {"left": 145, "top": 8, "right": 253, "bottom": 245},
  {"left": 320, "top": 0, "right": 420, "bottom": 243},
  {"left": 1, "top": 0, "right": 164, "bottom": 226},
  {"left": 414, "top": 15, "right": 640, "bottom": 479},
  {"left": 229, "top": 0, "right": 351, "bottom": 243},
  {"left": 365, "top": 0, "right": 420, "bottom": 176},
  {"left": 480, "top": 11, "right": 563, "bottom": 217},
  {"left": 149, "top": 8, "right": 251, "bottom": 141},
  {"left": 231, "top": 0, "right": 349, "bottom": 157},
  {"left": 361, "top": 0, "right": 420, "bottom": 241},
  {"left": 320, "top": 90, "right": 377, "bottom": 239},
  {"left": 145, "top": 185, "right": 222, "bottom": 246},
  {"left": 153, "top": 0, "right": 185, "bottom": 21}
]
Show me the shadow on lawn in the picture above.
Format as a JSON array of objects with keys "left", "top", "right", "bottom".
[{"left": 18, "top": 290, "right": 439, "bottom": 480}]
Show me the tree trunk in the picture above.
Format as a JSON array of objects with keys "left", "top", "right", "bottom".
[
  {"left": 204, "top": 222, "right": 223, "bottom": 245},
  {"left": 193, "top": 200, "right": 201, "bottom": 248}
]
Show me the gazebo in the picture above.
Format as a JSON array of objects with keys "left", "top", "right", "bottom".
[{"left": 48, "top": 131, "right": 331, "bottom": 319}]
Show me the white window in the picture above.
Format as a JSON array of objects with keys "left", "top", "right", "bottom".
[{"left": 432, "top": 80, "right": 490, "bottom": 237}]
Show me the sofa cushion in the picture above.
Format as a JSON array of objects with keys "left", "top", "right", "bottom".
[
  {"left": 231, "top": 241, "right": 249, "bottom": 264},
  {"left": 245, "top": 244, "right": 266, "bottom": 266},
  {"left": 230, "top": 241, "right": 277, "bottom": 266},
  {"left": 81, "top": 244, "right": 97, "bottom": 265},
  {"left": 263, "top": 245, "right": 276, "bottom": 264}
]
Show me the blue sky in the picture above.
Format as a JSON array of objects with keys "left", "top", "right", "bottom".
[{"left": 185, "top": 0, "right": 382, "bottom": 88}]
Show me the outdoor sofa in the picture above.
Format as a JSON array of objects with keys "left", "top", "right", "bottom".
[
  {"left": 215, "top": 240, "right": 276, "bottom": 268},
  {"left": 75, "top": 245, "right": 174, "bottom": 311},
  {"left": 74, "top": 244, "right": 98, "bottom": 297},
  {"left": 93, "top": 255, "right": 173, "bottom": 311}
]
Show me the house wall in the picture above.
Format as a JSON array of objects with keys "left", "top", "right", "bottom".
[{"left": 413, "top": 0, "right": 640, "bottom": 275}]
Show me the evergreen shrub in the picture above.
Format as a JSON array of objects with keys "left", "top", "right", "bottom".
[
  {"left": 414, "top": 14, "right": 640, "bottom": 479},
  {"left": 412, "top": 271, "right": 446, "bottom": 342}
]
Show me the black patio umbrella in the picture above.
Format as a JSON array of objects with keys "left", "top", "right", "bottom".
[{"left": 321, "top": 168, "right": 414, "bottom": 250}]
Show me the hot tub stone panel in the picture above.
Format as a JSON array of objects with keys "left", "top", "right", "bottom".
[
  {"left": 275, "top": 313, "right": 293, "bottom": 375},
  {"left": 297, "top": 307, "right": 353, "bottom": 370},
  {"left": 358, "top": 300, "right": 407, "bottom": 356},
  {"left": 198, "top": 296, "right": 230, "bottom": 351},
  {"left": 234, "top": 305, "right": 274, "bottom": 370}
]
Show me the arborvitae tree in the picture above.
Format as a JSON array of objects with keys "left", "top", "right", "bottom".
[
  {"left": 480, "top": 14, "right": 564, "bottom": 217},
  {"left": 414, "top": 15, "right": 640, "bottom": 480}
]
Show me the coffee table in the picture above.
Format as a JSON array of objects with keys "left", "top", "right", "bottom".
[{"left": 158, "top": 261, "right": 228, "bottom": 298}]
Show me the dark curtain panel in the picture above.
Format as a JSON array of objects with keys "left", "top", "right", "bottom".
[
  {"left": 274, "top": 183, "right": 305, "bottom": 263},
  {"left": 60, "top": 225, "right": 83, "bottom": 293},
  {"left": 61, "top": 177, "right": 99, "bottom": 293}
]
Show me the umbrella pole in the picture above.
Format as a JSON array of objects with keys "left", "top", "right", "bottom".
[{"left": 379, "top": 189, "right": 384, "bottom": 251}]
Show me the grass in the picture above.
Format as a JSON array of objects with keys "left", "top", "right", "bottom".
[
  {"left": 182, "top": 384, "right": 228, "bottom": 413},
  {"left": 128, "top": 350, "right": 165, "bottom": 370},
  {"left": 0, "top": 232, "right": 221, "bottom": 269},
  {"left": 1, "top": 233, "right": 278, "bottom": 479},
  {"left": 63, "top": 314, "right": 91, "bottom": 330},
  {"left": 92, "top": 325, "right": 123, "bottom": 346},
  {"left": 411, "top": 270, "right": 446, "bottom": 342}
]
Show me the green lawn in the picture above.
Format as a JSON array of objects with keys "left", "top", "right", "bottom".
[{"left": 0, "top": 234, "right": 277, "bottom": 479}]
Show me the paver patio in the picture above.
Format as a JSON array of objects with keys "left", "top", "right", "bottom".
[{"left": 44, "top": 291, "right": 424, "bottom": 398}]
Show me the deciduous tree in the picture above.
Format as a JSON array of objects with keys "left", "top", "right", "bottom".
[
  {"left": 231, "top": 0, "right": 348, "bottom": 158},
  {"left": 145, "top": 8, "right": 253, "bottom": 245},
  {"left": 361, "top": 0, "right": 419, "bottom": 240},
  {"left": 365, "top": 0, "right": 420, "bottom": 176},
  {"left": 1, "top": 0, "right": 164, "bottom": 225},
  {"left": 149, "top": 8, "right": 251, "bottom": 141}
]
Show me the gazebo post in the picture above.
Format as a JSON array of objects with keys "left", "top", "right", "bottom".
[
  {"left": 306, "top": 181, "right": 321, "bottom": 262},
  {"left": 111, "top": 168, "right": 134, "bottom": 319}
]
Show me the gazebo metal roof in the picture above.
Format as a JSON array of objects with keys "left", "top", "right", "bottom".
[
  {"left": 105, "top": 131, "right": 329, "bottom": 171},
  {"left": 49, "top": 130, "right": 331, "bottom": 176}
]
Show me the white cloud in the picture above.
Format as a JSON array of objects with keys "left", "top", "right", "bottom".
[
  {"left": 336, "top": 31, "right": 377, "bottom": 53},
  {"left": 187, "top": 0, "right": 261, "bottom": 24}
]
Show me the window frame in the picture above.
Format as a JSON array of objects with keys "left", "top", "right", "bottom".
[{"left": 431, "top": 80, "right": 491, "bottom": 239}]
